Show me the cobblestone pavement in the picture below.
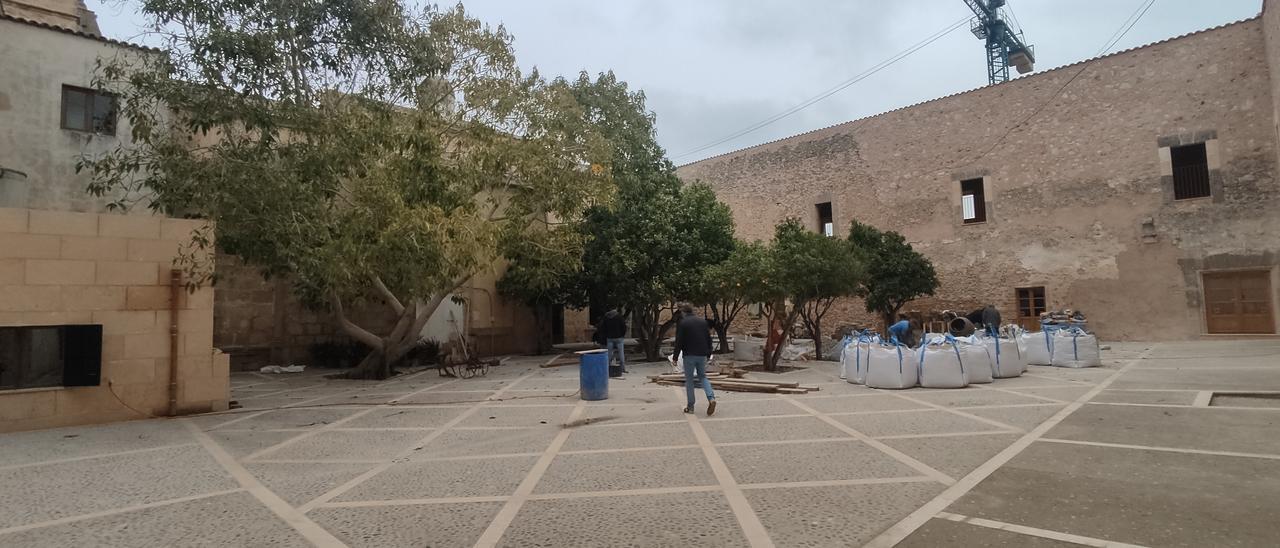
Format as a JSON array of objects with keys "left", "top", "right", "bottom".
[{"left": 2, "top": 341, "right": 1279, "bottom": 547}]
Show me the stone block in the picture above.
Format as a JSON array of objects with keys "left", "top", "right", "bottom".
[
  {"left": 0, "top": 311, "right": 90, "bottom": 326},
  {"left": 101, "top": 335, "right": 126, "bottom": 360},
  {"left": 28, "top": 210, "right": 98, "bottom": 236},
  {"left": 0, "top": 233, "right": 60, "bottom": 259},
  {"left": 178, "top": 309, "right": 214, "bottom": 334},
  {"left": 183, "top": 329, "right": 214, "bottom": 357},
  {"left": 96, "top": 261, "right": 160, "bottom": 285},
  {"left": 24, "top": 259, "right": 95, "bottom": 286},
  {"left": 61, "top": 286, "right": 127, "bottom": 311},
  {"left": 0, "top": 285, "right": 61, "bottom": 312},
  {"left": 59, "top": 236, "right": 128, "bottom": 261},
  {"left": 103, "top": 359, "right": 156, "bottom": 385},
  {"left": 181, "top": 376, "right": 229, "bottom": 404},
  {"left": 181, "top": 287, "right": 214, "bottom": 310},
  {"left": 53, "top": 386, "right": 119, "bottom": 417},
  {"left": 160, "top": 218, "right": 209, "bottom": 242},
  {"left": 0, "top": 259, "right": 23, "bottom": 285},
  {"left": 126, "top": 286, "right": 171, "bottom": 311},
  {"left": 0, "top": 208, "right": 28, "bottom": 233},
  {"left": 92, "top": 310, "right": 157, "bottom": 334},
  {"left": 124, "top": 331, "right": 171, "bottom": 359},
  {"left": 98, "top": 214, "right": 161, "bottom": 239},
  {"left": 0, "top": 390, "right": 58, "bottom": 421},
  {"left": 127, "top": 239, "right": 181, "bottom": 263}
]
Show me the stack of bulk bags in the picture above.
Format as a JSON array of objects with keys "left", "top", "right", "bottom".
[
  {"left": 957, "top": 336, "right": 993, "bottom": 384},
  {"left": 1050, "top": 328, "right": 1103, "bottom": 368},
  {"left": 986, "top": 335, "right": 1027, "bottom": 378},
  {"left": 1022, "top": 329, "right": 1054, "bottom": 366},
  {"left": 865, "top": 342, "right": 918, "bottom": 389},
  {"left": 843, "top": 333, "right": 878, "bottom": 385},
  {"left": 917, "top": 337, "right": 968, "bottom": 389}
]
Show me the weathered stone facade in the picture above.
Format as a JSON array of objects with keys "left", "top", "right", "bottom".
[{"left": 679, "top": 15, "right": 1280, "bottom": 341}]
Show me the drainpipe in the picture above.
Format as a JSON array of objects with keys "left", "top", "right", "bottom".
[{"left": 168, "top": 269, "right": 181, "bottom": 416}]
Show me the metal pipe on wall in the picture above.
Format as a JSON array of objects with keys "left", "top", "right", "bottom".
[{"left": 168, "top": 269, "right": 181, "bottom": 416}]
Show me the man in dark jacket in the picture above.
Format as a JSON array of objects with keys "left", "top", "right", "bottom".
[
  {"left": 673, "top": 303, "right": 716, "bottom": 415},
  {"left": 599, "top": 309, "right": 628, "bottom": 374}
]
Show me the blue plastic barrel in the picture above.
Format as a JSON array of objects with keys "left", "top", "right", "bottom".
[{"left": 578, "top": 350, "right": 609, "bottom": 401}]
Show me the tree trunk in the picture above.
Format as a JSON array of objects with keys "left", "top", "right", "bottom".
[
  {"left": 634, "top": 305, "right": 663, "bottom": 362},
  {"left": 812, "top": 319, "right": 824, "bottom": 361},
  {"left": 331, "top": 278, "right": 466, "bottom": 380}
]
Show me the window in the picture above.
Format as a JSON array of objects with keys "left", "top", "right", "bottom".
[
  {"left": 0, "top": 325, "right": 102, "bottom": 390},
  {"left": 816, "top": 202, "right": 833, "bottom": 237},
  {"left": 1171, "top": 143, "right": 1211, "bottom": 200},
  {"left": 960, "top": 178, "right": 986, "bottom": 223},
  {"left": 1016, "top": 287, "right": 1047, "bottom": 319},
  {"left": 61, "top": 85, "right": 117, "bottom": 135}
]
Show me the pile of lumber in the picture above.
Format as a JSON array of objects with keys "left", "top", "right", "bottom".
[{"left": 648, "top": 373, "right": 818, "bottom": 394}]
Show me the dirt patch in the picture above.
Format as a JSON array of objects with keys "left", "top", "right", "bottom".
[{"left": 740, "top": 364, "right": 808, "bottom": 374}]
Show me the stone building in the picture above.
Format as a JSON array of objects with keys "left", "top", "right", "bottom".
[
  {"left": 1, "top": 2, "right": 227, "bottom": 432},
  {"left": 678, "top": 7, "right": 1280, "bottom": 341}
]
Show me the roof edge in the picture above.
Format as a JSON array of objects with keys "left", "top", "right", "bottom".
[
  {"left": 677, "top": 14, "right": 1262, "bottom": 169},
  {"left": 0, "top": 13, "right": 162, "bottom": 54}
]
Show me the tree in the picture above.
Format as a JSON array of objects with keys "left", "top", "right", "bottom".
[
  {"left": 848, "top": 220, "right": 940, "bottom": 331},
  {"left": 755, "top": 219, "right": 862, "bottom": 366},
  {"left": 495, "top": 225, "right": 584, "bottom": 355},
  {"left": 81, "top": 0, "right": 612, "bottom": 379},
  {"left": 692, "top": 240, "right": 771, "bottom": 353}
]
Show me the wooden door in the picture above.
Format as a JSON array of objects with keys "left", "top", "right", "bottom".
[
  {"left": 1203, "top": 271, "right": 1276, "bottom": 334},
  {"left": 1015, "top": 287, "right": 1046, "bottom": 332}
]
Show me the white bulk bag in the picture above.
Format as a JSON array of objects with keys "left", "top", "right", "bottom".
[
  {"left": 844, "top": 334, "right": 879, "bottom": 385},
  {"left": 917, "top": 338, "right": 968, "bottom": 389},
  {"left": 988, "top": 336, "right": 1026, "bottom": 378},
  {"left": 837, "top": 336, "right": 853, "bottom": 379},
  {"left": 1022, "top": 330, "right": 1054, "bottom": 366},
  {"left": 734, "top": 335, "right": 765, "bottom": 362},
  {"left": 865, "top": 343, "right": 918, "bottom": 389},
  {"left": 957, "top": 337, "right": 993, "bottom": 384},
  {"left": 1050, "top": 329, "right": 1102, "bottom": 368}
]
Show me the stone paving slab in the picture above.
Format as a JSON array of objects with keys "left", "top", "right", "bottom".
[
  {"left": 0, "top": 444, "right": 236, "bottom": 529},
  {"left": 903, "top": 389, "right": 1051, "bottom": 408},
  {"left": 0, "top": 419, "right": 195, "bottom": 467},
  {"left": 499, "top": 492, "right": 748, "bottom": 547},
  {"left": 1045, "top": 404, "right": 1280, "bottom": 454},
  {"left": 337, "top": 456, "right": 539, "bottom": 500},
  {"left": 533, "top": 447, "right": 718, "bottom": 494},
  {"left": 255, "top": 429, "right": 427, "bottom": 461},
  {"left": 949, "top": 441, "right": 1280, "bottom": 547},
  {"left": 1110, "top": 367, "right": 1280, "bottom": 391},
  {"left": 244, "top": 462, "right": 380, "bottom": 506},
  {"left": 832, "top": 410, "right": 1007, "bottom": 438},
  {"left": 408, "top": 427, "right": 559, "bottom": 460},
  {"left": 701, "top": 415, "right": 848, "bottom": 443},
  {"left": 718, "top": 440, "right": 921, "bottom": 484},
  {"left": 561, "top": 421, "right": 696, "bottom": 451},
  {"left": 897, "top": 518, "right": 1086, "bottom": 547},
  {"left": 211, "top": 408, "right": 364, "bottom": 431},
  {"left": 207, "top": 429, "right": 307, "bottom": 458},
  {"left": 0, "top": 491, "right": 310, "bottom": 547},
  {"left": 460, "top": 405, "right": 576, "bottom": 427},
  {"left": 998, "top": 385, "right": 1092, "bottom": 402},
  {"left": 961, "top": 405, "right": 1065, "bottom": 432},
  {"left": 880, "top": 433, "right": 1022, "bottom": 480},
  {"left": 1090, "top": 389, "right": 1199, "bottom": 405},
  {"left": 745, "top": 483, "right": 944, "bottom": 547},
  {"left": 311, "top": 501, "right": 505, "bottom": 548},
  {"left": 344, "top": 406, "right": 470, "bottom": 428},
  {"left": 806, "top": 394, "right": 930, "bottom": 414}
]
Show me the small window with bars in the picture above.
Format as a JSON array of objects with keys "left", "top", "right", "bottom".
[
  {"left": 1016, "top": 286, "right": 1047, "bottom": 319},
  {"left": 1171, "top": 143, "right": 1210, "bottom": 200},
  {"left": 61, "top": 85, "right": 117, "bottom": 135}
]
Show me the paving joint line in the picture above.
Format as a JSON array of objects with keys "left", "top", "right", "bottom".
[
  {"left": 682, "top": 402, "right": 776, "bottom": 548},
  {"left": 297, "top": 372, "right": 537, "bottom": 514},
  {"left": 183, "top": 420, "right": 347, "bottom": 547},
  {"left": 886, "top": 392, "right": 1025, "bottom": 432},
  {"left": 862, "top": 345, "right": 1157, "bottom": 548},
  {"left": 0, "top": 442, "right": 200, "bottom": 472},
  {"left": 935, "top": 511, "right": 1151, "bottom": 548},
  {"left": 1037, "top": 438, "right": 1280, "bottom": 461},
  {"left": 0, "top": 488, "right": 246, "bottom": 537}
]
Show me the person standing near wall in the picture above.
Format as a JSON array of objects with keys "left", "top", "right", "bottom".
[
  {"left": 673, "top": 303, "right": 716, "bottom": 416},
  {"left": 599, "top": 309, "right": 628, "bottom": 374}
]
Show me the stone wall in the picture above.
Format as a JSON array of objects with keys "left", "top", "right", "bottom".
[
  {"left": 679, "top": 19, "right": 1280, "bottom": 341},
  {"left": 0, "top": 208, "right": 224, "bottom": 433}
]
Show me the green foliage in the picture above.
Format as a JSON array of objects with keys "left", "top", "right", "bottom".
[
  {"left": 766, "top": 219, "right": 863, "bottom": 360},
  {"left": 690, "top": 239, "right": 771, "bottom": 351},
  {"left": 79, "top": 0, "right": 614, "bottom": 377},
  {"left": 848, "top": 220, "right": 939, "bottom": 327}
]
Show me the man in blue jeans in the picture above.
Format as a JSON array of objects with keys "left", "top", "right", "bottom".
[
  {"left": 672, "top": 303, "right": 716, "bottom": 415},
  {"left": 599, "top": 309, "right": 628, "bottom": 374}
]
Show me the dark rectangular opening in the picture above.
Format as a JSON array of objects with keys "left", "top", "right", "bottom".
[
  {"left": 960, "top": 178, "right": 986, "bottom": 223},
  {"left": 0, "top": 325, "right": 102, "bottom": 390},
  {"left": 816, "top": 202, "right": 833, "bottom": 236},
  {"left": 1171, "top": 143, "right": 1210, "bottom": 200},
  {"left": 61, "top": 85, "right": 117, "bottom": 135}
]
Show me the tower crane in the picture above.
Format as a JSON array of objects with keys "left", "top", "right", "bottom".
[{"left": 963, "top": 0, "right": 1035, "bottom": 84}]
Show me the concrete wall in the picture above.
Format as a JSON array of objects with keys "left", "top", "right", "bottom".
[
  {"left": 0, "top": 16, "right": 145, "bottom": 212},
  {"left": 0, "top": 208, "right": 225, "bottom": 433},
  {"left": 679, "top": 19, "right": 1280, "bottom": 340}
]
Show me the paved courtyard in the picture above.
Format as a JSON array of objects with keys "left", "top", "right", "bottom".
[{"left": 1, "top": 340, "right": 1278, "bottom": 547}]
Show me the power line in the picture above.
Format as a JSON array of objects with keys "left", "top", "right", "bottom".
[
  {"left": 949, "top": 0, "right": 1158, "bottom": 170},
  {"left": 673, "top": 16, "right": 970, "bottom": 161}
]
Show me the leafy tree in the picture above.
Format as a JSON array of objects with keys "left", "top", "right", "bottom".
[
  {"left": 848, "top": 220, "right": 939, "bottom": 331},
  {"left": 754, "top": 219, "right": 862, "bottom": 365},
  {"left": 692, "top": 240, "right": 771, "bottom": 353},
  {"left": 495, "top": 225, "right": 585, "bottom": 355},
  {"left": 81, "top": 0, "right": 612, "bottom": 378}
]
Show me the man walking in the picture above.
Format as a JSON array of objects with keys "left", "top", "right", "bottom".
[
  {"left": 599, "top": 309, "right": 628, "bottom": 374},
  {"left": 673, "top": 304, "right": 716, "bottom": 415}
]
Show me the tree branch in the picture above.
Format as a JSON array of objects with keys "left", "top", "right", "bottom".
[
  {"left": 372, "top": 276, "right": 405, "bottom": 316},
  {"left": 330, "top": 292, "right": 384, "bottom": 350}
]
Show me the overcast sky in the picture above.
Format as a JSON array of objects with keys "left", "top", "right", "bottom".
[{"left": 88, "top": 0, "right": 1262, "bottom": 164}]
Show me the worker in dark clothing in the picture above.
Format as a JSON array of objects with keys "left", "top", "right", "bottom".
[
  {"left": 598, "top": 309, "right": 628, "bottom": 374},
  {"left": 966, "top": 305, "right": 1003, "bottom": 337},
  {"left": 672, "top": 303, "right": 716, "bottom": 416},
  {"left": 887, "top": 316, "right": 915, "bottom": 347}
]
